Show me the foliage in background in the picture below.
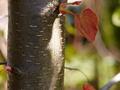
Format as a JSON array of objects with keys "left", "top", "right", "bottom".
[{"left": 64, "top": 0, "right": 120, "bottom": 90}]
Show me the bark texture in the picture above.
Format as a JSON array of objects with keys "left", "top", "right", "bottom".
[{"left": 8, "top": 0, "right": 66, "bottom": 90}]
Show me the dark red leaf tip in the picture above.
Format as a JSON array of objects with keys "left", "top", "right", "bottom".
[
  {"left": 4, "top": 66, "right": 14, "bottom": 72},
  {"left": 83, "top": 84, "right": 96, "bottom": 90},
  {"left": 71, "top": 1, "right": 82, "bottom": 5}
]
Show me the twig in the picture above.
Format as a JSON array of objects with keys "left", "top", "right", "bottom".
[
  {"left": 101, "top": 72, "right": 120, "bottom": 90},
  {"left": 0, "top": 15, "right": 8, "bottom": 19},
  {"left": 0, "top": 62, "right": 7, "bottom": 65},
  {"left": 64, "top": 67, "right": 79, "bottom": 70},
  {"left": 64, "top": 67, "right": 90, "bottom": 84}
]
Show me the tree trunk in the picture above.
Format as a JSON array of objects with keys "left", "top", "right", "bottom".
[{"left": 8, "top": 0, "right": 66, "bottom": 89}]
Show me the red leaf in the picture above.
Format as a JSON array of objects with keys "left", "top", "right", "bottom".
[
  {"left": 71, "top": 1, "right": 82, "bottom": 5},
  {"left": 4, "top": 66, "right": 13, "bottom": 72},
  {"left": 83, "top": 84, "right": 96, "bottom": 90},
  {"left": 75, "top": 8, "right": 98, "bottom": 41},
  {"left": 59, "top": 1, "right": 81, "bottom": 14}
]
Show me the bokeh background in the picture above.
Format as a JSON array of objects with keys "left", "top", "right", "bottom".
[{"left": 0, "top": 0, "right": 120, "bottom": 90}]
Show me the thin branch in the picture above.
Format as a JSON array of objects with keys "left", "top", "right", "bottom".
[
  {"left": 101, "top": 72, "right": 120, "bottom": 90},
  {"left": 0, "top": 15, "right": 8, "bottom": 19},
  {"left": 64, "top": 67, "right": 79, "bottom": 70},
  {"left": 64, "top": 67, "right": 90, "bottom": 84},
  {"left": 0, "top": 62, "right": 7, "bottom": 65}
]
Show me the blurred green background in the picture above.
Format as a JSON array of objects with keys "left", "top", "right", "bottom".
[
  {"left": 0, "top": 0, "right": 120, "bottom": 90},
  {"left": 64, "top": 0, "right": 120, "bottom": 90}
]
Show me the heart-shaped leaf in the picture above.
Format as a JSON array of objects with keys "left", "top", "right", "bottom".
[{"left": 75, "top": 8, "right": 98, "bottom": 41}]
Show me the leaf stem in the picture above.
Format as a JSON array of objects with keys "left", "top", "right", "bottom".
[{"left": 59, "top": 8, "right": 76, "bottom": 16}]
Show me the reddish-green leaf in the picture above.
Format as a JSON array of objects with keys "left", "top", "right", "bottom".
[
  {"left": 83, "top": 84, "right": 96, "bottom": 90},
  {"left": 4, "top": 66, "right": 13, "bottom": 72},
  {"left": 75, "top": 8, "right": 98, "bottom": 41},
  {"left": 59, "top": 1, "right": 81, "bottom": 14},
  {"left": 59, "top": 3, "right": 69, "bottom": 14},
  {"left": 0, "top": 66, "right": 13, "bottom": 72}
]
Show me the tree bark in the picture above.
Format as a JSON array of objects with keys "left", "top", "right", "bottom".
[{"left": 8, "top": 0, "right": 66, "bottom": 90}]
